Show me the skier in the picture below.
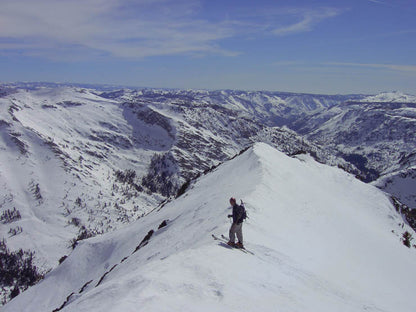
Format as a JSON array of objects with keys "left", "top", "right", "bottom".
[{"left": 227, "top": 197, "right": 245, "bottom": 248}]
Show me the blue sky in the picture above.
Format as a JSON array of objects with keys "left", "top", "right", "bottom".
[{"left": 0, "top": 0, "right": 415, "bottom": 94}]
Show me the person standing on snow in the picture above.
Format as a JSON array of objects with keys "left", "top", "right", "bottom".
[{"left": 227, "top": 197, "right": 245, "bottom": 248}]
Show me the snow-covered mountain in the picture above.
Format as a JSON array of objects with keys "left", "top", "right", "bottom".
[
  {"left": 109, "top": 88, "right": 363, "bottom": 127},
  {"left": 1, "top": 84, "right": 358, "bottom": 302},
  {"left": 3, "top": 143, "right": 416, "bottom": 312},
  {"left": 1, "top": 83, "right": 415, "bottom": 307},
  {"left": 0, "top": 87, "right": 163, "bottom": 258},
  {"left": 360, "top": 91, "right": 416, "bottom": 103},
  {"left": 291, "top": 99, "right": 416, "bottom": 177}
]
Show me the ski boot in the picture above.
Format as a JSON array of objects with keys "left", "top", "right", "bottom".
[{"left": 235, "top": 242, "right": 244, "bottom": 249}]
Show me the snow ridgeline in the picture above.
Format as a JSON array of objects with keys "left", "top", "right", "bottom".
[{"left": 4, "top": 143, "right": 416, "bottom": 312}]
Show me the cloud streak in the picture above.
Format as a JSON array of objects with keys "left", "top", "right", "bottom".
[
  {"left": 0, "top": 0, "right": 239, "bottom": 59},
  {"left": 368, "top": 0, "right": 386, "bottom": 4},
  {"left": 327, "top": 62, "right": 416, "bottom": 72},
  {"left": 272, "top": 7, "right": 342, "bottom": 36},
  {"left": 271, "top": 61, "right": 416, "bottom": 75},
  {"left": 0, "top": 0, "right": 345, "bottom": 60}
]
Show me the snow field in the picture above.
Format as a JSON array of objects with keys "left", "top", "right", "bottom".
[
  {"left": 0, "top": 87, "right": 167, "bottom": 270},
  {"left": 4, "top": 143, "right": 416, "bottom": 312}
]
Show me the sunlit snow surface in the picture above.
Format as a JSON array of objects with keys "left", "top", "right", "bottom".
[{"left": 4, "top": 143, "right": 415, "bottom": 312}]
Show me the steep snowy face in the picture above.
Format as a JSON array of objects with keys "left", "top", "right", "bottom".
[
  {"left": 292, "top": 100, "right": 416, "bottom": 181},
  {"left": 289, "top": 91, "right": 416, "bottom": 213},
  {"left": 0, "top": 87, "right": 167, "bottom": 269},
  {"left": 4, "top": 143, "right": 416, "bottom": 312},
  {"left": 374, "top": 167, "right": 416, "bottom": 209}
]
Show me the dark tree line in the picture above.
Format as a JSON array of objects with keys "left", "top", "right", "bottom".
[
  {"left": 0, "top": 240, "right": 43, "bottom": 301},
  {"left": 141, "top": 152, "right": 179, "bottom": 197},
  {"left": 0, "top": 208, "right": 21, "bottom": 224}
]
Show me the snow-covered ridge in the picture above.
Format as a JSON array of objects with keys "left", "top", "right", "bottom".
[
  {"left": 291, "top": 96, "right": 416, "bottom": 182},
  {"left": 360, "top": 91, "right": 416, "bottom": 103},
  {"left": 4, "top": 143, "right": 415, "bottom": 312},
  {"left": 1, "top": 83, "right": 416, "bottom": 306},
  {"left": 0, "top": 85, "right": 350, "bottom": 298},
  {"left": 106, "top": 87, "right": 364, "bottom": 126}
]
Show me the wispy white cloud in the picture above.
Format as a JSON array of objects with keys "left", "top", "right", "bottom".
[
  {"left": 367, "top": 0, "right": 386, "bottom": 4},
  {"left": 326, "top": 62, "right": 416, "bottom": 72},
  {"left": 0, "top": 0, "right": 344, "bottom": 60},
  {"left": 0, "top": 0, "right": 239, "bottom": 59},
  {"left": 270, "top": 61, "right": 416, "bottom": 74},
  {"left": 272, "top": 61, "right": 304, "bottom": 66},
  {"left": 272, "top": 8, "right": 343, "bottom": 36}
]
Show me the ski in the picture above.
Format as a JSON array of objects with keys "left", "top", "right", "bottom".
[
  {"left": 211, "top": 234, "right": 254, "bottom": 254},
  {"left": 212, "top": 234, "right": 248, "bottom": 253},
  {"left": 220, "top": 234, "right": 254, "bottom": 254}
]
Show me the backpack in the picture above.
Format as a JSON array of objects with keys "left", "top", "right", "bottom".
[{"left": 239, "top": 200, "right": 247, "bottom": 222}]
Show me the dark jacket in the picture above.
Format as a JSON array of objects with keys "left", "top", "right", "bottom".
[{"left": 232, "top": 204, "right": 245, "bottom": 224}]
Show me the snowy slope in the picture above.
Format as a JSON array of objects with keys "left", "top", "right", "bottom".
[
  {"left": 4, "top": 143, "right": 415, "bottom": 312},
  {"left": 374, "top": 167, "right": 416, "bottom": 209},
  {"left": 0, "top": 87, "right": 166, "bottom": 270},
  {"left": 1, "top": 84, "right": 415, "bottom": 307},
  {"left": 0, "top": 85, "right": 350, "bottom": 297},
  {"left": 289, "top": 91, "right": 416, "bottom": 212},
  {"left": 292, "top": 99, "right": 416, "bottom": 178}
]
